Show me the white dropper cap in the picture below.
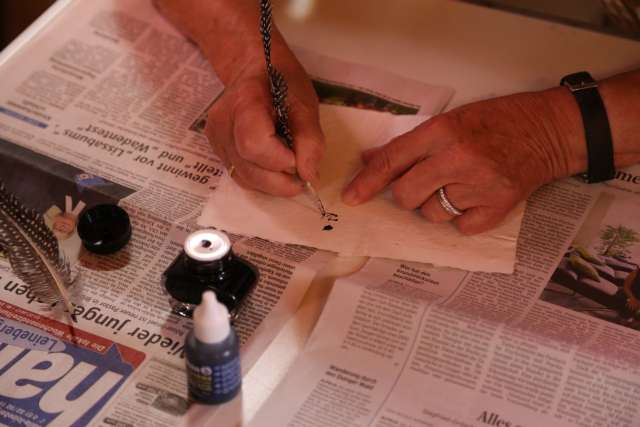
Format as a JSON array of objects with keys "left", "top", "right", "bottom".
[{"left": 193, "top": 291, "right": 231, "bottom": 344}]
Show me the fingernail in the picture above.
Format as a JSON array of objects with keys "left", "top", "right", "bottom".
[{"left": 342, "top": 186, "right": 359, "bottom": 206}]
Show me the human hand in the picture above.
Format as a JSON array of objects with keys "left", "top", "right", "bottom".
[
  {"left": 342, "top": 88, "right": 586, "bottom": 235},
  {"left": 207, "top": 58, "right": 324, "bottom": 197},
  {"left": 154, "top": 0, "right": 324, "bottom": 196}
]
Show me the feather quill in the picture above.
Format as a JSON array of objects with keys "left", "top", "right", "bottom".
[
  {"left": 0, "top": 181, "right": 75, "bottom": 319},
  {"left": 259, "top": 0, "right": 327, "bottom": 216}
]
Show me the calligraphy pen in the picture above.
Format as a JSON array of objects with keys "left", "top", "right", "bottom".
[{"left": 259, "top": 0, "right": 327, "bottom": 217}]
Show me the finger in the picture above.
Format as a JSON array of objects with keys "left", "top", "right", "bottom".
[
  {"left": 419, "top": 184, "right": 471, "bottom": 222},
  {"left": 453, "top": 206, "right": 505, "bottom": 235},
  {"left": 233, "top": 98, "right": 297, "bottom": 172},
  {"left": 390, "top": 157, "right": 458, "bottom": 210},
  {"left": 208, "top": 134, "right": 229, "bottom": 167},
  {"left": 342, "top": 116, "right": 458, "bottom": 206},
  {"left": 289, "top": 97, "right": 325, "bottom": 184},
  {"left": 223, "top": 139, "right": 304, "bottom": 197},
  {"left": 342, "top": 129, "right": 433, "bottom": 206},
  {"left": 362, "top": 146, "right": 384, "bottom": 164}
]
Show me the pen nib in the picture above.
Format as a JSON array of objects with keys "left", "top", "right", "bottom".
[{"left": 305, "top": 181, "right": 326, "bottom": 217}]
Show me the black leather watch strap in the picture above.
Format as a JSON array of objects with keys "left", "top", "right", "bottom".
[{"left": 560, "top": 71, "right": 615, "bottom": 183}]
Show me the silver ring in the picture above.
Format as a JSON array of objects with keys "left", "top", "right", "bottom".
[
  {"left": 437, "top": 187, "right": 464, "bottom": 216},
  {"left": 228, "top": 165, "right": 236, "bottom": 178}
]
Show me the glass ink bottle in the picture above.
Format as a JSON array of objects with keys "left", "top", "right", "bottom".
[
  {"left": 185, "top": 291, "right": 241, "bottom": 404},
  {"left": 162, "top": 229, "right": 258, "bottom": 320}
]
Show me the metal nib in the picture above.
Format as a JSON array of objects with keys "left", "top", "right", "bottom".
[{"left": 304, "top": 181, "right": 326, "bottom": 217}]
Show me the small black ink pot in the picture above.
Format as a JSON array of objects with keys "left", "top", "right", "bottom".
[{"left": 162, "top": 229, "right": 258, "bottom": 321}]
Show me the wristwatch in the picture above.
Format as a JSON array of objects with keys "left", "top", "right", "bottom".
[{"left": 560, "top": 71, "right": 615, "bottom": 183}]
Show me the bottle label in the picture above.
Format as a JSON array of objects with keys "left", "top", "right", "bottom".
[{"left": 187, "top": 357, "right": 241, "bottom": 401}]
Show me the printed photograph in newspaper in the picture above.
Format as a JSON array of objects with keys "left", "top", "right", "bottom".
[
  {"left": 188, "top": 76, "right": 423, "bottom": 134},
  {"left": 541, "top": 183, "right": 640, "bottom": 330},
  {"left": 0, "top": 137, "right": 135, "bottom": 266}
]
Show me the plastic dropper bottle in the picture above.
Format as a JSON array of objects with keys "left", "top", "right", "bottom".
[{"left": 185, "top": 291, "right": 241, "bottom": 404}]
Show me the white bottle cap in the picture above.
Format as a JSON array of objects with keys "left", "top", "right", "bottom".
[
  {"left": 193, "top": 291, "right": 231, "bottom": 344},
  {"left": 184, "top": 229, "right": 231, "bottom": 262}
]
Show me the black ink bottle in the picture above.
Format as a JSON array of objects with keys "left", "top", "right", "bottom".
[
  {"left": 162, "top": 229, "right": 258, "bottom": 320},
  {"left": 185, "top": 291, "right": 241, "bottom": 404}
]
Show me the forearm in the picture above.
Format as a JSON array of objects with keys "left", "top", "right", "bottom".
[
  {"left": 154, "top": 0, "right": 292, "bottom": 83},
  {"left": 600, "top": 70, "right": 640, "bottom": 170},
  {"left": 546, "top": 69, "right": 640, "bottom": 179}
]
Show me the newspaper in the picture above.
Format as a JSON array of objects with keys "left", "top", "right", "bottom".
[
  {"left": 0, "top": 0, "right": 453, "bottom": 426},
  {"left": 249, "top": 172, "right": 640, "bottom": 427}
]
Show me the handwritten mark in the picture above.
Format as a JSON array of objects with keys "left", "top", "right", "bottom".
[{"left": 325, "top": 213, "right": 339, "bottom": 222}]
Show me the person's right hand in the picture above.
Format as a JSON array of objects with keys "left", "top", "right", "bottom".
[
  {"left": 207, "top": 57, "right": 325, "bottom": 197},
  {"left": 155, "top": 0, "right": 325, "bottom": 197}
]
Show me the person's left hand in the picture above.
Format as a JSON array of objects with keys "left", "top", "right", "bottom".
[{"left": 341, "top": 88, "right": 585, "bottom": 235}]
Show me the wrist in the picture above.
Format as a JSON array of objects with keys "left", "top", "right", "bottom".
[
  {"left": 598, "top": 72, "right": 640, "bottom": 170},
  {"left": 197, "top": 3, "right": 267, "bottom": 83},
  {"left": 542, "top": 70, "right": 640, "bottom": 183},
  {"left": 539, "top": 86, "right": 589, "bottom": 180},
  {"left": 156, "top": 0, "right": 272, "bottom": 83}
]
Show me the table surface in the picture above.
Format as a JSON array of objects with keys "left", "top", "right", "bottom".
[
  {"left": 276, "top": 0, "right": 640, "bottom": 109},
  {"left": 2, "top": 0, "right": 639, "bottom": 425}
]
